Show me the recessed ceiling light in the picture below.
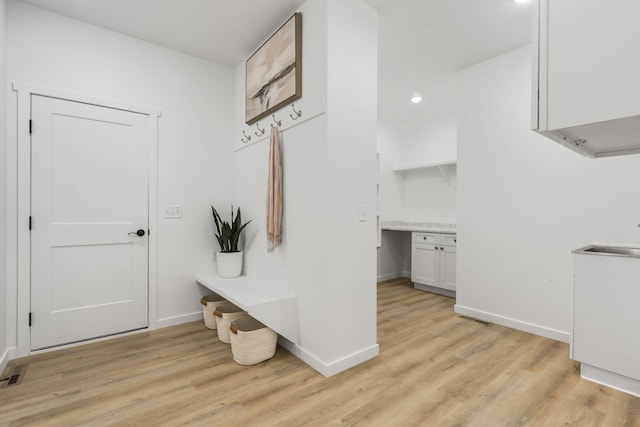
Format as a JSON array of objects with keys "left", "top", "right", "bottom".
[
  {"left": 410, "top": 95, "right": 422, "bottom": 104},
  {"left": 513, "top": 0, "right": 530, "bottom": 3}
]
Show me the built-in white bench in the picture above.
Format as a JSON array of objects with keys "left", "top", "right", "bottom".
[{"left": 195, "top": 269, "right": 299, "bottom": 344}]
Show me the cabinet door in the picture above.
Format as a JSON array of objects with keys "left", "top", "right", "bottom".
[
  {"left": 411, "top": 243, "right": 438, "bottom": 287},
  {"left": 544, "top": 0, "right": 640, "bottom": 130},
  {"left": 573, "top": 254, "right": 640, "bottom": 380},
  {"left": 439, "top": 246, "right": 457, "bottom": 291}
]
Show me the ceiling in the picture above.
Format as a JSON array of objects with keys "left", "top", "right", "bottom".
[
  {"left": 369, "top": 0, "right": 532, "bottom": 121},
  {"left": 17, "top": 0, "right": 533, "bottom": 122}
]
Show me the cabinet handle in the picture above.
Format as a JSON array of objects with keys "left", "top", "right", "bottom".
[
  {"left": 440, "top": 247, "right": 444, "bottom": 250},
  {"left": 454, "top": 239, "right": 456, "bottom": 243}
]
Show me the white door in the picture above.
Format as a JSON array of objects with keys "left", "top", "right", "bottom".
[{"left": 30, "top": 95, "right": 149, "bottom": 350}]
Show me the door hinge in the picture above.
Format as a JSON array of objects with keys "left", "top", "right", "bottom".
[
  {"left": 29, "top": 312, "right": 32, "bottom": 327},
  {"left": 29, "top": 120, "right": 32, "bottom": 134},
  {"left": 29, "top": 216, "right": 32, "bottom": 230}
]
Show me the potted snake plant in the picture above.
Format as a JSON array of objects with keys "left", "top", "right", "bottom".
[{"left": 211, "top": 205, "right": 251, "bottom": 278}]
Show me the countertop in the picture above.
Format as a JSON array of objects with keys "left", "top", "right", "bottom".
[{"left": 381, "top": 220, "right": 456, "bottom": 234}]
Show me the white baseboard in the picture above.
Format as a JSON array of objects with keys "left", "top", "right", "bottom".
[
  {"left": 278, "top": 337, "right": 379, "bottom": 377},
  {"left": 581, "top": 363, "right": 640, "bottom": 398},
  {"left": 414, "top": 283, "right": 455, "bottom": 298},
  {"left": 156, "top": 311, "right": 203, "bottom": 329},
  {"left": 454, "top": 304, "right": 570, "bottom": 343},
  {"left": 30, "top": 330, "right": 149, "bottom": 355},
  {"left": 1, "top": 347, "right": 17, "bottom": 374},
  {"left": 377, "top": 270, "right": 410, "bottom": 282},
  {"left": 27, "top": 312, "right": 204, "bottom": 357}
]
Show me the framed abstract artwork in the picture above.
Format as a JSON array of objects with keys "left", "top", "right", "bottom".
[{"left": 245, "top": 12, "right": 302, "bottom": 125}]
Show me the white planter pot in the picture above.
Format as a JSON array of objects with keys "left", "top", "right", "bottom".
[{"left": 216, "top": 251, "right": 243, "bottom": 278}]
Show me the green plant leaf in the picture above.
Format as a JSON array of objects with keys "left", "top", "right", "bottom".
[{"left": 211, "top": 205, "right": 251, "bottom": 253}]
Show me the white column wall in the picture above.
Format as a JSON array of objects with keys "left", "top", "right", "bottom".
[
  {"left": 233, "top": 0, "right": 331, "bottom": 362},
  {"left": 325, "top": 0, "right": 378, "bottom": 362},
  {"left": 233, "top": 0, "right": 378, "bottom": 375}
]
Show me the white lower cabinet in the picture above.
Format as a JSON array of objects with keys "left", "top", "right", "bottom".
[
  {"left": 412, "top": 243, "right": 438, "bottom": 287},
  {"left": 572, "top": 252, "right": 640, "bottom": 396},
  {"left": 411, "top": 232, "right": 456, "bottom": 293}
]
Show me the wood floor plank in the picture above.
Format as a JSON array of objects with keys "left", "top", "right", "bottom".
[{"left": 1, "top": 278, "right": 640, "bottom": 426}]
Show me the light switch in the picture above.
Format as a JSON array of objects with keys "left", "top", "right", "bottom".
[
  {"left": 359, "top": 204, "right": 368, "bottom": 222},
  {"left": 163, "top": 205, "right": 182, "bottom": 219}
]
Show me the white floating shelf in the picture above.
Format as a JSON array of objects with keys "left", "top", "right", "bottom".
[
  {"left": 195, "top": 270, "right": 299, "bottom": 344},
  {"left": 392, "top": 160, "right": 457, "bottom": 184}
]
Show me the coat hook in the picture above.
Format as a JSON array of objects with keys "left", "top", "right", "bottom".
[
  {"left": 289, "top": 103, "right": 302, "bottom": 120},
  {"left": 254, "top": 122, "right": 265, "bottom": 136},
  {"left": 271, "top": 114, "right": 282, "bottom": 127},
  {"left": 241, "top": 130, "right": 252, "bottom": 143}
]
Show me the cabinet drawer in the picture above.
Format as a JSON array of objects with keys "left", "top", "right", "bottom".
[
  {"left": 412, "top": 232, "right": 457, "bottom": 245},
  {"left": 443, "top": 234, "right": 457, "bottom": 246},
  {"left": 413, "top": 233, "right": 439, "bottom": 244}
]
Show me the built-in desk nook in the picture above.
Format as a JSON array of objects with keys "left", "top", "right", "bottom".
[
  {"left": 380, "top": 221, "right": 457, "bottom": 296},
  {"left": 195, "top": 270, "right": 299, "bottom": 344}
]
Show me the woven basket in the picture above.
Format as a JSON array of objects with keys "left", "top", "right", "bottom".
[
  {"left": 230, "top": 316, "right": 277, "bottom": 365},
  {"left": 200, "top": 293, "right": 226, "bottom": 329},
  {"left": 213, "top": 303, "right": 247, "bottom": 343}
]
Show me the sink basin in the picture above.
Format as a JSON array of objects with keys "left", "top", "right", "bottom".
[{"left": 574, "top": 245, "right": 640, "bottom": 258}]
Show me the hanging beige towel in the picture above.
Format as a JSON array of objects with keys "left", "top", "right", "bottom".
[{"left": 266, "top": 125, "right": 283, "bottom": 251}]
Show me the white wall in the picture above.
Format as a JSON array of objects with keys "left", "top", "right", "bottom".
[
  {"left": 400, "top": 74, "right": 458, "bottom": 167},
  {"left": 401, "top": 167, "right": 457, "bottom": 222},
  {"left": 5, "top": 0, "right": 235, "bottom": 350},
  {"left": 377, "top": 120, "right": 405, "bottom": 221},
  {"left": 233, "top": 0, "right": 378, "bottom": 375},
  {"left": 402, "top": 115, "right": 457, "bottom": 167},
  {"left": 455, "top": 45, "right": 640, "bottom": 341},
  {"left": 0, "top": 0, "right": 8, "bottom": 371},
  {"left": 377, "top": 75, "right": 457, "bottom": 224}
]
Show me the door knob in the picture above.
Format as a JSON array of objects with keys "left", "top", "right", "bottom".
[{"left": 128, "top": 229, "right": 145, "bottom": 237}]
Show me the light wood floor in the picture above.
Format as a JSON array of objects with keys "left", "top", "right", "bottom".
[{"left": 2, "top": 278, "right": 640, "bottom": 426}]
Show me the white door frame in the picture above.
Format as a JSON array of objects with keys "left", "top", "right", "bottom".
[{"left": 10, "top": 83, "right": 161, "bottom": 357}]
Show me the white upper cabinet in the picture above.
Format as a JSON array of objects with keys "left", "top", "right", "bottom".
[{"left": 532, "top": 0, "right": 640, "bottom": 158}]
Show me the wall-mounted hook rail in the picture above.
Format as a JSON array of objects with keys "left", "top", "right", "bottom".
[
  {"left": 241, "top": 130, "right": 252, "bottom": 143},
  {"left": 289, "top": 103, "right": 302, "bottom": 120},
  {"left": 271, "top": 114, "right": 282, "bottom": 128},
  {"left": 254, "top": 122, "right": 265, "bottom": 137}
]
